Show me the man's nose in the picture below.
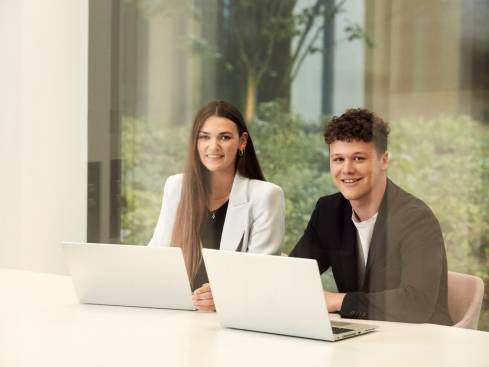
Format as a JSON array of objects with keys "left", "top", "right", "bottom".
[{"left": 343, "top": 159, "right": 355, "bottom": 173}]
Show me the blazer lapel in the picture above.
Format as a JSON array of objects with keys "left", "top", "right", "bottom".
[
  {"left": 220, "top": 173, "right": 250, "bottom": 252},
  {"left": 339, "top": 202, "right": 360, "bottom": 291},
  {"left": 363, "top": 180, "right": 391, "bottom": 288}
]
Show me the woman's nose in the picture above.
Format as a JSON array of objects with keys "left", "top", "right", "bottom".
[{"left": 209, "top": 137, "right": 219, "bottom": 149}]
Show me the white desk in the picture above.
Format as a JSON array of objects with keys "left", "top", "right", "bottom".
[{"left": 1, "top": 268, "right": 488, "bottom": 367}]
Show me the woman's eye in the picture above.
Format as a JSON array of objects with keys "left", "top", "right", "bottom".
[
  {"left": 198, "top": 135, "right": 209, "bottom": 140},
  {"left": 220, "top": 135, "right": 231, "bottom": 141}
]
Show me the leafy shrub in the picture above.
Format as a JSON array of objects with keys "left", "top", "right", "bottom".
[
  {"left": 121, "top": 116, "right": 189, "bottom": 244},
  {"left": 388, "top": 115, "right": 489, "bottom": 278},
  {"left": 388, "top": 115, "right": 489, "bottom": 330},
  {"left": 121, "top": 107, "right": 488, "bottom": 329},
  {"left": 120, "top": 102, "right": 335, "bottom": 251},
  {"left": 251, "top": 101, "right": 336, "bottom": 253}
]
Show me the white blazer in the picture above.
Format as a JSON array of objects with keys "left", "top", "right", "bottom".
[{"left": 148, "top": 172, "right": 284, "bottom": 254}]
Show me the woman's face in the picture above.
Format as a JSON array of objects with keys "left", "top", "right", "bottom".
[{"left": 197, "top": 115, "right": 248, "bottom": 175}]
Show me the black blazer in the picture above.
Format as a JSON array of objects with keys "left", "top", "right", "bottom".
[{"left": 290, "top": 179, "right": 453, "bottom": 325}]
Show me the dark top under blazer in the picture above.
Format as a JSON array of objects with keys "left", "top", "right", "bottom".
[{"left": 290, "top": 179, "right": 453, "bottom": 325}]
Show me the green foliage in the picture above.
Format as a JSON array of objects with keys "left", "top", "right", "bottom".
[
  {"left": 121, "top": 112, "right": 489, "bottom": 265},
  {"left": 388, "top": 115, "right": 489, "bottom": 331},
  {"left": 388, "top": 115, "right": 489, "bottom": 279},
  {"left": 389, "top": 117, "right": 489, "bottom": 330},
  {"left": 120, "top": 102, "right": 336, "bottom": 252},
  {"left": 121, "top": 116, "right": 189, "bottom": 245},
  {"left": 251, "top": 101, "right": 335, "bottom": 254},
  {"left": 120, "top": 107, "right": 489, "bottom": 329}
]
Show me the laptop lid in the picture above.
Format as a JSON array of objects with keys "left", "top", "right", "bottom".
[
  {"left": 62, "top": 242, "right": 194, "bottom": 310},
  {"left": 202, "top": 249, "right": 376, "bottom": 341}
]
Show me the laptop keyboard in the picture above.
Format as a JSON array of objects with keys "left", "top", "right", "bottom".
[{"left": 332, "top": 326, "right": 355, "bottom": 334}]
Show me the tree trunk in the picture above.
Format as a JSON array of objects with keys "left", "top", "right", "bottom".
[{"left": 244, "top": 75, "right": 257, "bottom": 123}]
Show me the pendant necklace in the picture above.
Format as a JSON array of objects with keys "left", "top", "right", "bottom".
[{"left": 209, "top": 193, "right": 229, "bottom": 220}]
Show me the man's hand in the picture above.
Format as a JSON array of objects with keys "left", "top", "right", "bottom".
[
  {"left": 324, "top": 291, "right": 346, "bottom": 312},
  {"left": 192, "top": 283, "right": 215, "bottom": 312}
]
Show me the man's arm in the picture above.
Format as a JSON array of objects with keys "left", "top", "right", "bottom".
[
  {"left": 324, "top": 291, "right": 346, "bottom": 312},
  {"left": 289, "top": 201, "right": 331, "bottom": 274},
  {"left": 339, "top": 209, "right": 446, "bottom": 323}
]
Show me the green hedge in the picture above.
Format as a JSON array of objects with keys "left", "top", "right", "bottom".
[
  {"left": 121, "top": 104, "right": 488, "bottom": 329},
  {"left": 388, "top": 115, "right": 489, "bottom": 279},
  {"left": 121, "top": 117, "right": 189, "bottom": 244}
]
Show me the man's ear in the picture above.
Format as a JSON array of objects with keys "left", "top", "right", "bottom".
[{"left": 381, "top": 151, "right": 389, "bottom": 170}]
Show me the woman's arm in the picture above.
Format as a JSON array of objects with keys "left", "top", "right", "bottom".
[
  {"left": 247, "top": 182, "right": 285, "bottom": 255},
  {"left": 148, "top": 174, "right": 182, "bottom": 247}
]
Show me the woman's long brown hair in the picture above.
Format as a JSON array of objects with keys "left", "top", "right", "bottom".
[{"left": 171, "top": 100, "right": 265, "bottom": 284}]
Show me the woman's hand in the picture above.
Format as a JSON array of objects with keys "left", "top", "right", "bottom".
[{"left": 192, "top": 283, "right": 215, "bottom": 312}]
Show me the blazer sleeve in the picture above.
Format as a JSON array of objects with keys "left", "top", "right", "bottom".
[
  {"left": 148, "top": 175, "right": 181, "bottom": 247},
  {"left": 246, "top": 184, "right": 285, "bottom": 255},
  {"left": 289, "top": 200, "right": 331, "bottom": 274},
  {"left": 340, "top": 208, "right": 446, "bottom": 323}
]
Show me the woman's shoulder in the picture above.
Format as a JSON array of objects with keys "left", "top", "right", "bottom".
[
  {"left": 163, "top": 173, "right": 184, "bottom": 192},
  {"left": 247, "top": 178, "right": 284, "bottom": 198}
]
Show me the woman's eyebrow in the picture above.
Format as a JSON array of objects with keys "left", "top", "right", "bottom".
[{"left": 199, "top": 130, "right": 234, "bottom": 135}]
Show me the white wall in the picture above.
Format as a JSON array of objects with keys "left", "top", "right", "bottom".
[{"left": 0, "top": 0, "right": 88, "bottom": 274}]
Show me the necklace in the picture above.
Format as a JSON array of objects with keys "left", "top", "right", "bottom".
[
  {"left": 208, "top": 193, "right": 229, "bottom": 220},
  {"left": 209, "top": 199, "right": 229, "bottom": 220}
]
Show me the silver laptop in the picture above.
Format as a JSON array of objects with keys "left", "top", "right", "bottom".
[
  {"left": 202, "top": 249, "right": 377, "bottom": 341},
  {"left": 62, "top": 242, "right": 194, "bottom": 310}
]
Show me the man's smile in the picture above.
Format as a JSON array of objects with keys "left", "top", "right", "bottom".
[{"left": 340, "top": 177, "right": 362, "bottom": 184}]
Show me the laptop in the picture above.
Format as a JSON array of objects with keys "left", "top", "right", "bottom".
[
  {"left": 202, "top": 249, "right": 377, "bottom": 341},
  {"left": 62, "top": 242, "right": 195, "bottom": 310}
]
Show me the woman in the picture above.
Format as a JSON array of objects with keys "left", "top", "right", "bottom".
[{"left": 149, "top": 100, "right": 285, "bottom": 311}]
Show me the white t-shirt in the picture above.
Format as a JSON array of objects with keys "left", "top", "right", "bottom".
[{"left": 351, "top": 211, "right": 378, "bottom": 267}]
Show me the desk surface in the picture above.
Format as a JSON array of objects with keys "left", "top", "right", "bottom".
[{"left": 1, "top": 268, "right": 488, "bottom": 367}]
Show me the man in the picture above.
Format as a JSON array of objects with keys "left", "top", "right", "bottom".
[{"left": 290, "top": 108, "right": 452, "bottom": 325}]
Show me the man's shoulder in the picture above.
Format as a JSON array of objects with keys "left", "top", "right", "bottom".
[
  {"left": 314, "top": 192, "right": 350, "bottom": 217},
  {"left": 386, "top": 179, "right": 439, "bottom": 224},
  {"left": 316, "top": 191, "right": 347, "bottom": 207}
]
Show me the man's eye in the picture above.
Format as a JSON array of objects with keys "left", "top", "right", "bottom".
[
  {"left": 333, "top": 158, "right": 343, "bottom": 163},
  {"left": 354, "top": 156, "right": 366, "bottom": 161}
]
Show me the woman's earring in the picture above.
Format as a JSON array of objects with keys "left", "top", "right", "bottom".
[{"left": 239, "top": 148, "right": 244, "bottom": 157}]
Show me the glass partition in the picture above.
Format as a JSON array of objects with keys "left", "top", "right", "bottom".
[{"left": 88, "top": 0, "right": 488, "bottom": 330}]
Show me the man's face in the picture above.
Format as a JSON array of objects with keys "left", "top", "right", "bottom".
[{"left": 329, "top": 140, "right": 389, "bottom": 204}]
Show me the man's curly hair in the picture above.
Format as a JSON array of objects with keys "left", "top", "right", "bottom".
[{"left": 323, "top": 108, "right": 390, "bottom": 153}]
